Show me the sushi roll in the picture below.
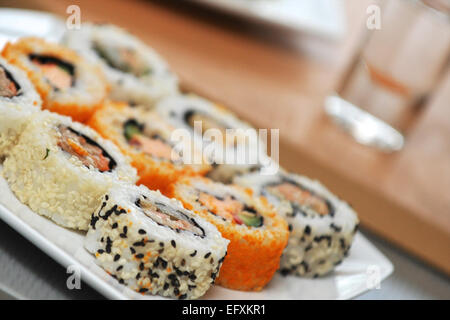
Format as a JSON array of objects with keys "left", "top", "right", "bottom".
[
  {"left": 85, "top": 183, "right": 229, "bottom": 299},
  {"left": 2, "top": 111, "right": 137, "bottom": 230},
  {"left": 0, "top": 57, "right": 41, "bottom": 157},
  {"left": 64, "top": 24, "right": 178, "bottom": 108},
  {"left": 87, "top": 101, "right": 211, "bottom": 195},
  {"left": 156, "top": 94, "right": 267, "bottom": 183},
  {"left": 233, "top": 172, "right": 359, "bottom": 277},
  {"left": 168, "top": 176, "right": 289, "bottom": 291},
  {"left": 1, "top": 37, "right": 108, "bottom": 122}
]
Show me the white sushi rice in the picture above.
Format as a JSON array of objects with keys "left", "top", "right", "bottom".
[
  {"left": 234, "top": 171, "right": 359, "bottom": 277},
  {"left": 64, "top": 24, "right": 178, "bottom": 107},
  {"left": 156, "top": 94, "right": 268, "bottom": 182},
  {"left": 85, "top": 183, "right": 229, "bottom": 299},
  {"left": 2, "top": 111, "right": 137, "bottom": 230},
  {"left": 0, "top": 58, "right": 41, "bottom": 157}
]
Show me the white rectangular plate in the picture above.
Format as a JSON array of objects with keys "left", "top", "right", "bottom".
[
  {"left": 0, "top": 166, "right": 393, "bottom": 300},
  {"left": 188, "top": 0, "right": 346, "bottom": 40}
]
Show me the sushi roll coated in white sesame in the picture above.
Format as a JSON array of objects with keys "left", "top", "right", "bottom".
[
  {"left": 2, "top": 111, "right": 137, "bottom": 230},
  {"left": 64, "top": 23, "right": 178, "bottom": 108},
  {"left": 0, "top": 57, "right": 42, "bottom": 158},
  {"left": 156, "top": 94, "right": 268, "bottom": 183},
  {"left": 234, "top": 171, "right": 359, "bottom": 277},
  {"left": 85, "top": 183, "right": 229, "bottom": 299}
]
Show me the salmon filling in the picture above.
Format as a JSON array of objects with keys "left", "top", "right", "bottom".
[
  {"left": 0, "top": 65, "right": 20, "bottom": 97},
  {"left": 123, "top": 119, "right": 179, "bottom": 161},
  {"left": 58, "top": 126, "right": 112, "bottom": 172},
  {"left": 136, "top": 197, "right": 204, "bottom": 236},
  {"left": 29, "top": 54, "right": 74, "bottom": 90},
  {"left": 267, "top": 182, "right": 330, "bottom": 216},
  {"left": 198, "top": 192, "right": 263, "bottom": 227},
  {"left": 93, "top": 42, "right": 151, "bottom": 77}
]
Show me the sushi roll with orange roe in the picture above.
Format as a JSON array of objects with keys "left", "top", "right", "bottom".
[
  {"left": 168, "top": 176, "right": 289, "bottom": 291},
  {"left": 1, "top": 37, "right": 108, "bottom": 122},
  {"left": 88, "top": 101, "right": 211, "bottom": 195}
]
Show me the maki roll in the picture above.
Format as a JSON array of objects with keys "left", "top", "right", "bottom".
[
  {"left": 85, "top": 183, "right": 229, "bottom": 299},
  {"left": 88, "top": 101, "right": 211, "bottom": 195},
  {"left": 168, "top": 176, "right": 289, "bottom": 291},
  {"left": 2, "top": 111, "right": 137, "bottom": 230},
  {"left": 234, "top": 172, "right": 359, "bottom": 277},
  {"left": 1, "top": 37, "right": 108, "bottom": 122},
  {"left": 156, "top": 94, "right": 267, "bottom": 183},
  {"left": 0, "top": 57, "right": 41, "bottom": 157},
  {"left": 64, "top": 24, "right": 178, "bottom": 108}
]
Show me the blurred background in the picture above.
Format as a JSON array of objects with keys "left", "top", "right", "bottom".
[{"left": 0, "top": 0, "right": 449, "bottom": 299}]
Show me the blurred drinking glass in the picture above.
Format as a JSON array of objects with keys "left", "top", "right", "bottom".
[{"left": 325, "top": 0, "right": 450, "bottom": 152}]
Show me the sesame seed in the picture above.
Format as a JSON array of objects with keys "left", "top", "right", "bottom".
[
  {"left": 138, "top": 229, "right": 146, "bottom": 235},
  {"left": 114, "top": 254, "right": 120, "bottom": 261},
  {"left": 204, "top": 252, "right": 211, "bottom": 259},
  {"left": 171, "top": 240, "right": 176, "bottom": 248}
]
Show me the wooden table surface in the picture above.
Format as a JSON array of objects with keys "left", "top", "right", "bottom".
[{"left": 3, "top": 0, "right": 450, "bottom": 275}]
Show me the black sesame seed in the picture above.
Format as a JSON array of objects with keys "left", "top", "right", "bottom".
[
  {"left": 114, "top": 254, "right": 120, "bottom": 261},
  {"left": 173, "top": 288, "right": 180, "bottom": 296},
  {"left": 188, "top": 285, "right": 196, "bottom": 291},
  {"left": 204, "top": 252, "right": 211, "bottom": 259},
  {"left": 304, "top": 225, "right": 311, "bottom": 235},
  {"left": 139, "top": 288, "right": 148, "bottom": 293},
  {"left": 97, "top": 249, "right": 104, "bottom": 254},
  {"left": 139, "top": 262, "right": 144, "bottom": 271},
  {"left": 159, "top": 242, "right": 164, "bottom": 247},
  {"left": 130, "top": 247, "right": 136, "bottom": 254},
  {"left": 136, "top": 273, "right": 141, "bottom": 280},
  {"left": 179, "top": 294, "right": 187, "bottom": 300},
  {"left": 138, "top": 229, "right": 146, "bottom": 235},
  {"left": 123, "top": 226, "right": 128, "bottom": 234},
  {"left": 190, "top": 250, "right": 197, "bottom": 257},
  {"left": 189, "top": 273, "right": 197, "bottom": 281},
  {"left": 119, "top": 233, "right": 127, "bottom": 238},
  {"left": 119, "top": 279, "right": 124, "bottom": 284},
  {"left": 116, "top": 265, "right": 123, "bottom": 271},
  {"left": 163, "top": 283, "right": 169, "bottom": 290},
  {"left": 111, "top": 223, "right": 118, "bottom": 229},
  {"left": 171, "top": 240, "right": 176, "bottom": 248},
  {"left": 135, "top": 253, "right": 144, "bottom": 259}
]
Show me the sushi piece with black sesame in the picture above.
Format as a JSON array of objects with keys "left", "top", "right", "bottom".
[
  {"left": 85, "top": 183, "right": 229, "bottom": 299},
  {"left": 234, "top": 171, "right": 359, "bottom": 277}
]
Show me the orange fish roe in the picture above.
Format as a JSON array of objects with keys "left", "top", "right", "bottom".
[
  {"left": 1, "top": 37, "right": 108, "bottom": 123},
  {"left": 87, "top": 101, "right": 211, "bottom": 195},
  {"left": 169, "top": 176, "right": 289, "bottom": 291}
]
